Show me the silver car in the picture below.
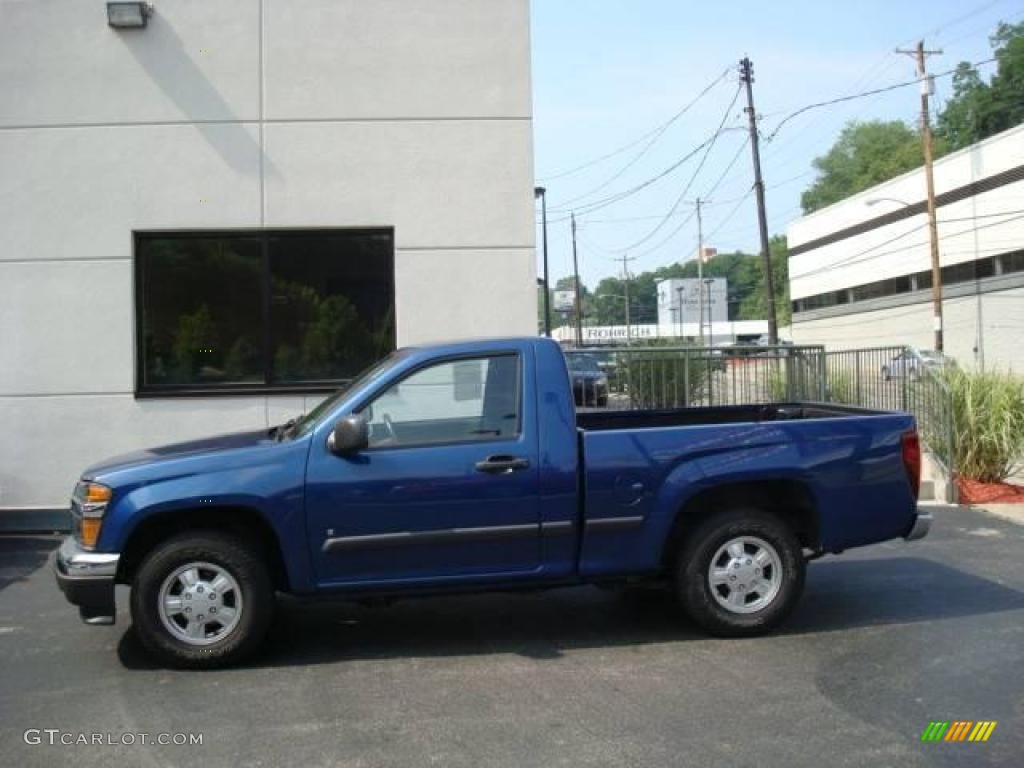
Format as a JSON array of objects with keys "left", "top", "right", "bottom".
[{"left": 881, "top": 349, "right": 955, "bottom": 381}]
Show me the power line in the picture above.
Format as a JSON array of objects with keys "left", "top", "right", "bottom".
[
  {"left": 544, "top": 125, "right": 743, "bottom": 222},
  {"left": 706, "top": 187, "right": 755, "bottom": 242},
  {"left": 792, "top": 211, "right": 1024, "bottom": 281},
  {"left": 763, "top": 56, "right": 998, "bottom": 143},
  {"left": 604, "top": 85, "right": 744, "bottom": 253},
  {"left": 536, "top": 68, "right": 731, "bottom": 182}
]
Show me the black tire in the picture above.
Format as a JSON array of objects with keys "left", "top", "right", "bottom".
[
  {"left": 130, "top": 531, "right": 274, "bottom": 669},
  {"left": 675, "top": 508, "right": 804, "bottom": 637}
]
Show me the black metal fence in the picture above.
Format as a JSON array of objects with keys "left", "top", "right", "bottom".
[
  {"left": 563, "top": 345, "right": 826, "bottom": 410},
  {"left": 823, "top": 346, "right": 956, "bottom": 475},
  {"left": 564, "top": 342, "right": 955, "bottom": 476}
]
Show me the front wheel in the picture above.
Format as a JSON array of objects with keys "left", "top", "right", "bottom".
[
  {"left": 675, "top": 509, "right": 805, "bottom": 637},
  {"left": 130, "top": 532, "right": 274, "bottom": 668}
]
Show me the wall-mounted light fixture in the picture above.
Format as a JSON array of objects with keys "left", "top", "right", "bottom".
[{"left": 107, "top": 2, "right": 153, "bottom": 29}]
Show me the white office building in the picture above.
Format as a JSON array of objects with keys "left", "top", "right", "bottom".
[
  {"left": 0, "top": 1, "right": 536, "bottom": 523},
  {"left": 788, "top": 123, "right": 1024, "bottom": 369}
]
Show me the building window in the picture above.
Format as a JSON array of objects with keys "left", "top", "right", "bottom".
[
  {"left": 135, "top": 229, "right": 395, "bottom": 396},
  {"left": 1000, "top": 249, "right": 1024, "bottom": 275},
  {"left": 793, "top": 250, "right": 1019, "bottom": 315}
]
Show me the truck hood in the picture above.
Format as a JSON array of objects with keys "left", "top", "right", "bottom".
[{"left": 83, "top": 429, "right": 275, "bottom": 479}]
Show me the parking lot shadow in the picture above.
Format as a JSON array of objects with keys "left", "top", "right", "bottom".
[
  {"left": 0, "top": 536, "right": 58, "bottom": 592},
  {"left": 116, "top": 555, "right": 1024, "bottom": 670}
]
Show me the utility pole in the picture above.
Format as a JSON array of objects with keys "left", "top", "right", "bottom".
[
  {"left": 570, "top": 212, "right": 584, "bottom": 347},
  {"left": 897, "top": 41, "right": 944, "bottom": 352},
  {"left": 696, "top": 197, "right": 707, "bottom": 346},
  {"left": 612, "top": 253, "right": 637, "bottom": 346},
  {"left": 739, "top": 57, "right": 778, "bottom": 344},
  {"left": 534, "top": 187, "right": 551, "bottom": 337}
]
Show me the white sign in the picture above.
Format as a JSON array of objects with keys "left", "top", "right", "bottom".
[
  {"left": 581, "top": 325, "right": 658, "bottom": 343},
  {"left": 656, "top": 278, "right": 728, "bottom": 327},
  {"left": 553, "top": 289, "right": 576, "bottom": 312}
]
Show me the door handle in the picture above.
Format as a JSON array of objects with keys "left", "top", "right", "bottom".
[{"left": 475, "top": 455, "right": 530, "bottom": 474}]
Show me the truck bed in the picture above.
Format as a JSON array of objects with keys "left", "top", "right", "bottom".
[{"left": 574, "top": 401, "right": 918, "bottom": 577}]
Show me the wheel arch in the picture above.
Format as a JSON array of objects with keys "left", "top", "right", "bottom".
[
  {"left": 116, "top": 505, "right": 291, "bottom": 592},
  {"left": 661, "top": 478, "right": 820, "bottom": 571}
]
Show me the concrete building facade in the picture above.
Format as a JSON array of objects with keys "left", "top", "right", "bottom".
[
  {"left": 788, "top": 123, "right": 1024, "bottom": 368},
  {"left": 0, "top": 1, "right": 536, "bottom": 518}
]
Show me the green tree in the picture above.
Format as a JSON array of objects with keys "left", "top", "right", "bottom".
[
  {"left": 583, "top": 247, "right": 788, "bottom": 329},
  {"left": 172, "top": 304, "right": 216, "bottom": 380},
  {"left": 737, "top": 235, "right": 791, "bottom": 326},
  {"left": 552, "top": 274, "right": 593, "bottom": 329},
  {"left": 800, "top": 120, "right": 926, "bottom": 214},
  {"left": 937, "top": 21, "right": 1024, "bottom": 151}
]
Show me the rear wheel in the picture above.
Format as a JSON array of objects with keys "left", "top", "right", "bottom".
[
  {"left": 675, "top": 509, "right": 805, "bottom": 637},
  {"left": 130, "top": 532, "right": 274, "bottom": 668}
]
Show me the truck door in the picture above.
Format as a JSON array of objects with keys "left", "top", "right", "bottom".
[{"left": 305, "top": 347, "right": 542, "bottom": 586}]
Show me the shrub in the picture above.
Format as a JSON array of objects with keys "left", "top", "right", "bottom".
[
  {"left": 946, "top": 369, "right": 1024, "bottom": 483},
  {"left": 767, "top": 358, "right": 823, "bottom": 402},
  {"left": 621, "top": 347, "right": 711, "bottom": 408},
  {"left": 826, "top": 370, "right": 855, "bottom": 404}
]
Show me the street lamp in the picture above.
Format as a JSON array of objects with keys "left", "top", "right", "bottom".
[
  {"left": 866, "top": 197, "right": 913, "bottom": 209},
  {"left": 534, "top": 187, "right": 551, "bottom": 337},
  {"left": 865, "top": 194, "right": 944, "bottom": 352}
]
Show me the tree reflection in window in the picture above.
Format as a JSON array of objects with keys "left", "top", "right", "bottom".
[{"left": 136, "top": 230, "right": 395, "bottom": 392}]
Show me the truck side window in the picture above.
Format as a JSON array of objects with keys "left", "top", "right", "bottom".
[{"left": 360, "top": 354, "right": 520, "bottom": 448}]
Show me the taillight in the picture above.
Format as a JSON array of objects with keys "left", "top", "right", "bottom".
[{"left": 901, "top": 429, "right": 921, "bottom": 500}]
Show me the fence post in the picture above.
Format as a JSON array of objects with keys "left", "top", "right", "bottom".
[
  {"left": 901, "top": 353, "right": 909, "bottom": 412},
  {"left": 819, "top": 350, "right": 827, "bottom": 401},
  {"left": 855, "top": 350, "right": 862, "bottom": 404},
  {"left": 683, "top": 348, "right": 690, "bottom": 407}
]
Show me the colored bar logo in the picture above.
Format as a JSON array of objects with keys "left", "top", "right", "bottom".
[{"left": 921, "top": 721, "right": 997, "bottom": 742}]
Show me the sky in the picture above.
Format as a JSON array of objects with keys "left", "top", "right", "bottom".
[{"left": 531, "top": 0, "right": 1020, "bottom": 289}]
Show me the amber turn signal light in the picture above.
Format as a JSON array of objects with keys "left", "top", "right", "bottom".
[{"left": 80, "top": 518, "right": 103, "bottom": 549}]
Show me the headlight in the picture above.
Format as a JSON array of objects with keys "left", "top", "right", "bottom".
[{"left": 72, "top": 481, "right": 112, "bottom": 549}]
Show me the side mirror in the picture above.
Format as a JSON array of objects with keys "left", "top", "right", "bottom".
[{"left": 327, "top": 414, "right": 369, "bottom": 456}]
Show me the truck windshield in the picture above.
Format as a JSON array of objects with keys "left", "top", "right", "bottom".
[{"left": 288, "top": 350, "right": 410, "bottom": 438}]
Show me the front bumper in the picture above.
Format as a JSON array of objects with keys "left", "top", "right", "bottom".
[
  {"left": 904, "top": 509, "right": 933, "bottom": 541},
  {"left": 53, "top": 536, "right": 119, "bottom": 625}
]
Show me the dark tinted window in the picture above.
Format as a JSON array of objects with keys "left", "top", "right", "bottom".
[
  {"left": 136, "top": 230, "right": 395, "bottom": 394},
  {"left": 1001, "top": 250, "right": 1024, "bottom": 274},
  {"left": 137, "top": 236, "right": 264, "bottom": 388},
  {"left": 794, "top": 250, "right": 1017, "bottom": 315},
  {"left": 269, "top": 232, "right": 394, "bottom": 383}
]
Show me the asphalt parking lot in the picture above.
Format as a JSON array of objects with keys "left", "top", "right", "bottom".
[{"left": 1, "top": 504, "right": 1021, "bottom": 767}]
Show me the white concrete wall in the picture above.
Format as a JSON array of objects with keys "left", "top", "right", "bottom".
[
  {"left": 0, "top": 0, "right": 534, "bottom": 510},
  {"left": 791, "top": 286, "right": 1024, "bottom": 372}
]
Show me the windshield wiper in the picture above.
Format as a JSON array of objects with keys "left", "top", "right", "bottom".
[{"left": 270, "top": 414, "right": 303, "bottom": 441}]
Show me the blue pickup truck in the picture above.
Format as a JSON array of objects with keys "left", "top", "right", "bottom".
[{"left": 54, "top": 337, "right": 928, "bottom": 667}]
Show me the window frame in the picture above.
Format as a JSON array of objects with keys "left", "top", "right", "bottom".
[
  {"left": 133, "top": 227, "right": 396, "bottom": 398},
  {"left": 351, "top": 351, "right": 524, "bottom": 452}
]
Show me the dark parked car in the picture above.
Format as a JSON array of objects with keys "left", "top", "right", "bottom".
[{"left": 567, "top": 354, "right": 609, "bottom": 407}]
